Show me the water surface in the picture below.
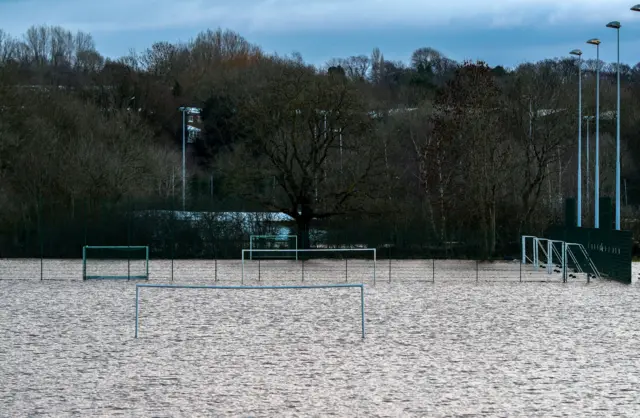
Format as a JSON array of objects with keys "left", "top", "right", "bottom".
[{"left": 2, "top": 259, "right": 640, "bottom": 416}]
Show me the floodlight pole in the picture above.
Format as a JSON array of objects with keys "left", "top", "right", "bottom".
[
  {"left": 607, "top": 21, "right": 621, "bottom": 230},
  {"left": 570, "top": 49, "right": 583, "bottom": 226},
  {"left": 587, "top": 38, "right": 601, "bottom": 228},
  {"left": 616, "top": 27, "right": 621, "bottom": 230},
  {"left": 178, "top": 106, "right": 187, "bottom": 211},
  {"left": 584, "top": 115, "right": 593, "bottom": 216},
  {"left": 578, "top": 54, "right": 583, "bottom": 226},
  {"left": 595, "top": 43, "right": 600, "bottom": 228}
]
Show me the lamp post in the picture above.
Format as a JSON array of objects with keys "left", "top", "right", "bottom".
[
  {"left": 587, "top": 38, "right": 601, "bottom": 228},
  {"left": 178, "top": 106, "right": 187, "bottom": 211},
  {"left": 584, "top": 115, "right": 594, "bottom": 218},
  {"left": 570, "top": 49, "right": 583, "bottom": 226},
  {"left": 607, "top": 21, "right": 621, "bottom": 230}
]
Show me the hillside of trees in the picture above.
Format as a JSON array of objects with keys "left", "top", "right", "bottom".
[{"left": 1, "top": 25, "right": 639, "bottom": 258}]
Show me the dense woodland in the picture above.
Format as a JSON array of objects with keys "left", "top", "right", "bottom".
[{"left": 1, "top": 25, "right": 639, "bottom": 258}]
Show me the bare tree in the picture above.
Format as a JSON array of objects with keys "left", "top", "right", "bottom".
[
  {"left": 433, "top": 61, "right": 513, "bottom": 256},
  {"left": 325, "top": 55, "right": 370, "bottom": 82},
  {"left": 218, "top": 60, "right": 382, "bottom": 247},
  {"left": 23, "top": 25, "right": 49, "bottom": 66},
  {"left": 76, "top": 49, "right": 104, "bottom": 73},
  {"left": 505, "top": 60, "right": 576, "bottom": 232},
  {"left": 370, "top": 47, "right": 384, "bottom": 84},
  {"left": 49, "top": 26, "right": 74, "bottom": 68},
  {"left": 409, "top": 106, "right": 461, "bottom": 245},
  {"left": 0, "top": 30, "right": 17, "bottom": 63},
  {"left": 410, "top": 47, "right": 457, "bottom": 81}
]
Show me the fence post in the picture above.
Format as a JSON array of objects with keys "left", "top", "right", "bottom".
[
  {"left": 127, "top": 198, "right": 131, "bottom": 281},
  {"left": 38, "top": 195, "right": 43, "bottom": 281},
  {"left": 170, "top": 207, "right": 175, "bottom": 282},
  {"left": 519, "top": 259, "right": 522, "bottom": 282},
  {"left": 432, "top": 258, "right": 435, "bottom": 283},
  {"left": 345, "top": 258, "right": 348, "bottom": 282},
  {"left": 134, "top": 285, "right": 139, "bottom": 338},
  {"left": 388, "top": 246, "right": 392, "bottom": 283}
]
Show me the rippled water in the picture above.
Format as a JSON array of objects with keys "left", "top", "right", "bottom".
[{"left": 2, "top": 259, "right": 640, "bottom": 416}]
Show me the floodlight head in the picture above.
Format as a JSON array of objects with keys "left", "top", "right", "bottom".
[
  {"left": 569, "top": 49, "right": 583, "bottom": 56},
  {"left": 606, "top": 21, "right": 621, "bottom": 29},
  {"left": 586, "top": 38, "right": 601, "bottom": 46},
  {"left": 631, "top": 4, "right": 640, "bottom": 11}
]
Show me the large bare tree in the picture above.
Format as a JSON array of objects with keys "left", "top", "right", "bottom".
[{"left": 218, "top": 59, "right": 383, "bottom": 247}]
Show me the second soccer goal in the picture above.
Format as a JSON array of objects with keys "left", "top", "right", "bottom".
[{"left": 82, "top": 245, "right": 150, "bottom": 280}]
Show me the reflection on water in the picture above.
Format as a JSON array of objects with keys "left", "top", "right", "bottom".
[{"left": 2, "top": 260, "right": 640, "bottom": 416}]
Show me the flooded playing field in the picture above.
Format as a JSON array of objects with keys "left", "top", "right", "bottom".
[{"left": 2, "top": 259, "right": 640, "bottom": 416}]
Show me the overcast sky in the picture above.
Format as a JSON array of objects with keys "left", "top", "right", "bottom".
[{"left": 2, "top": 0, "right": 640, "bottom": 68}]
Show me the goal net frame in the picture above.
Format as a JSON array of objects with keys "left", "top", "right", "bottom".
[
  {"left": 249, "top": 235, "right": 298, "bottom": 260},
  {"left": 521, "top": 235, "right": 601, "bottom": 283},
  {"left": 522, "top": 235, "right": 566, "bottom": 274},
  {"left": 82, "top": 245, "right": 150, "bottom": 280},
  {"left": 241, "top": 248, "right": 377, "bottom": 283}
]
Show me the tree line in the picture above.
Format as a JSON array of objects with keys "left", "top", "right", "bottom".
[{"left": 1, "top": 24, "right": 639, "bottom": 257}]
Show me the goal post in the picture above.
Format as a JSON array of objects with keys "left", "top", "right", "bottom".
[
  {"left": 241, "top": 248, "right": 377, "bottom": 284},
  {"left": 249, "top": 235, "right": 298, "bottom": 260},
  {"left": 521, "top": 235, "right": 537, "bottom": 267},
  {"left": 82, "top": 245, "right": 150, "bottom": 280},
  {"left": 531, "top": 238, "right": 565, "bottom": 274}
]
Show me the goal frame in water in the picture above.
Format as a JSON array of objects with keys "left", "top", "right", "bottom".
[
  {"left": 82, "top": 245, "right": 150, "bottom": 280},
  {"left": 134, "top": 283, "right": 365, "bottom": 339},
  {"left": 249, "top": 235, "right": 298, "bottom": 260},
  {"left": 241, "top": 248, "right": 377, "bottom": 284}
]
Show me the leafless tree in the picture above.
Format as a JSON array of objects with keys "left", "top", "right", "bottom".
[{"left": 217, "top": 60, "right": 383, "bottom": 247}]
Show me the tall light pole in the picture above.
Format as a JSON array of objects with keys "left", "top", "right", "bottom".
[
  {"left": 607, "top": 21, "right": 622, "bottom": 230},
  {"left": 584, "top": 115, "right": 594, "bottom": 218},
  {"left": 178, "top": 106, "right": 187, "bottom": 211},
  {"left": 570, "top": 49, "right": 583, "bottom": 226},
  {"left": 587, "top": 38, "right": 601, "bottom": 228}
]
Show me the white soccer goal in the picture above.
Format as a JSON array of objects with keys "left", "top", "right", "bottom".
[
  {"left": 564, "top": 242, "right": 600, "bottom": 283},
  {"left": 249, "top": 235, "right": 298, "bottom": 260},
  {"left": 521, "top": 235, "right": 566, "bottom": 274},
  {"left": 534, "top": 238, "right": 566, "bottom": 274},
  {"left": 521, "top": 235, "right": 601, "bottom": 283},
  {"left": 240, "top": 248, "right": 377, "bottom": 284}
]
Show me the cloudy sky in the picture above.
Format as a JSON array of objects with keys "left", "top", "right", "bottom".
[{"left": 2, "top": 0, "right": 640, "bottom": 68}]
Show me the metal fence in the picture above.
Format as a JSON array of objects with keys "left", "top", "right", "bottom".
[{"left": 0, "top": 256, "right": 573, "bottom": 283}]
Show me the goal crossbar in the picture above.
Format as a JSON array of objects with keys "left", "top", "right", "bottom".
[
  {"left": 241, "top": 248, "right": 377, "bottom": 284},
  {"left": 134, "top": 283, "right": 365, "bottom": 339}
]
